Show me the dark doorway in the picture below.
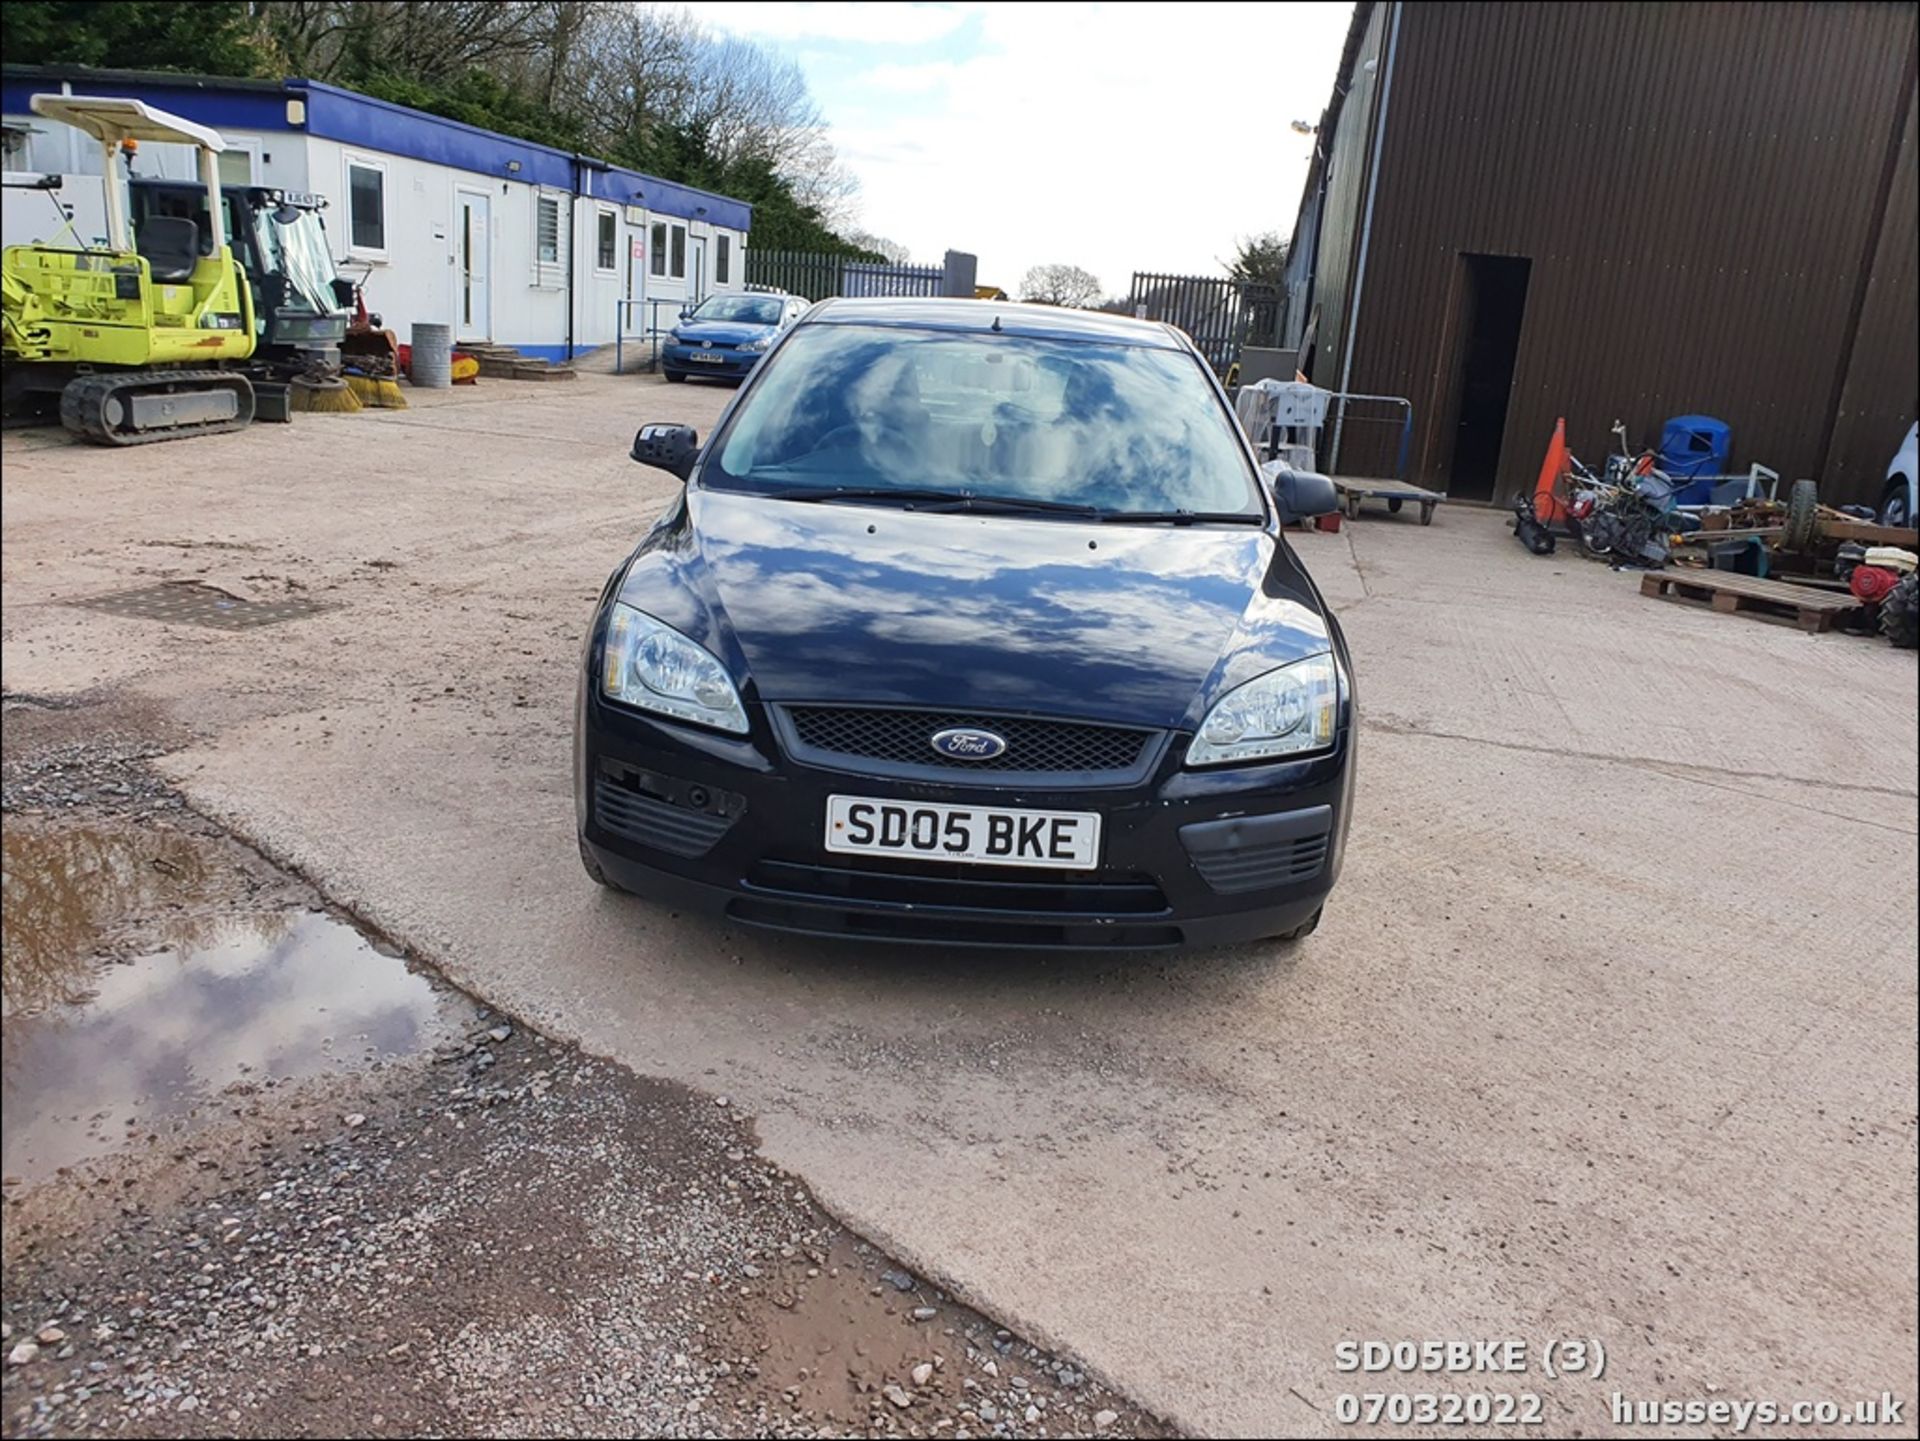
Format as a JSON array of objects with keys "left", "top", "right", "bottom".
[{"left": 1446, "top": 254, "right": 1532, "bottom": 501}]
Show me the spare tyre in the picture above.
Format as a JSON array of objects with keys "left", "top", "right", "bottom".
[{"left": 1783, "top": 478, "right": 1820, "bottom": 551}]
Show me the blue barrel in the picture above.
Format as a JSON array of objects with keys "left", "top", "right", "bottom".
[{"left": 1659, "top": 415, "right": 1731, "bottom": 505}]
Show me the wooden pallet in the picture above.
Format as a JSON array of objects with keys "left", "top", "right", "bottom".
[{"left": 1639, "top": 570, "right": 1860, "bottom": 633}]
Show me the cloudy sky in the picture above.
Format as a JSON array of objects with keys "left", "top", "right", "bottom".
[{"left": 677, "top": 2, "right": 1355, "bottom": 298}]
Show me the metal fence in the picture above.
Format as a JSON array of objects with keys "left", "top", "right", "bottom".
[
  {"left": 1127, "top": 273, "right": 1285, "bottom": 378},
  {"left": 746, "top": 249, "right": 944, "bottom": 301}
]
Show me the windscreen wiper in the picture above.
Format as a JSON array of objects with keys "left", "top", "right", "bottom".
[
  {"left": 774, "top": 485, "right": 975, "bottom": 506},
  {"left": 774, "top": 486, "right": 1099, "bottom": 517},
  {"left": 1098, "top": 509, "right": 1265, "bottom": 525},
  {"left": 920, "top": 494, "right": 1101, "bottom": 517}
]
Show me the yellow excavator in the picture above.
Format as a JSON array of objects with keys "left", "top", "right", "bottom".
[{"left": 2, "top": 94, "right": 257, "bottom": 444}]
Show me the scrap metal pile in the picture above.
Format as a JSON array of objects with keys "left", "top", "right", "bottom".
[{"left": 1513, "top": 418, "right": 1918, "bottom": 646}]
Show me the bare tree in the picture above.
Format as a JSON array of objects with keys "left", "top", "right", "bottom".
[
  {"left": 258, "top": 2, "right": 553, "bottom": 85},
  {"left": 1019, "top": 263, "right": 1104, "bottom": 309},
  {"left": 786, "top": 132, "right": 862, "bottom": 229},
  {"left": 569, "top": 4, "right": 701, "bottom": 155},
  {"left": 843, "top": 230, "right": 911, "bottom": 264},
  {"left": 255, "top": 0, "right": 870, "bottom": 238}
]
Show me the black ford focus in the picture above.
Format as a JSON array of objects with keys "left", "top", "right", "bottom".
[{"left": 575, "top": 298, "right": 1355, "bottom": 948}]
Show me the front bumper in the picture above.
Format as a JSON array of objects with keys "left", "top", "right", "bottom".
[
  {"left": 575, "top": 684, "right": 1354, "bottom": 950},
  {"left": 661, "top": 343, "right": 762, "bottom": 378}
]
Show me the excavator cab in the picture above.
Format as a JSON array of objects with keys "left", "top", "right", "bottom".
[
  {"left": 1, "top": 94, "right": 256, "bottom": 443},
  {"left": 129, "top": 179, "right": 351, "bottom": 376}
]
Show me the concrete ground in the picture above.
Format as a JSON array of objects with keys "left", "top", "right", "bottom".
[{"left": 2, "top": 373, "right": 1914, "bottom": 1437}]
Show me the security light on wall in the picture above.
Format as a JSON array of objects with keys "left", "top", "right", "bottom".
[
  {"left": 1290, "top": 120, "right": 1317, "bottom": 135},
  {"left": 506, "top": 159, "right": 522, "bottom": 173}
]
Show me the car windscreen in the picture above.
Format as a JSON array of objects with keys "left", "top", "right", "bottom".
[
  {"left": 693, "top": 295, "right": 785, "bottom": 326},
  {"left": 706, "top": 324, "right": 1263, "bottom": 517}
]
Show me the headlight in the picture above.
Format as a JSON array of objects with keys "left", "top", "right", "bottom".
[
  {"left": 1185, "top": 653, "right": 1339, "bottom": 767},
  {"left": 667, "top": 329, "right": 683, "bottom": 343},
  {"left": 601, "top": 603, "right": 749, "bottom": 734},
  {"left": 740, "top": 335, "right": 772, "bottom": 352}
]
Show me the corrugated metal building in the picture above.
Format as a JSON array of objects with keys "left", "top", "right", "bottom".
[{"left": 1284, "top": 1, "right": 1919, "bottom": 506}]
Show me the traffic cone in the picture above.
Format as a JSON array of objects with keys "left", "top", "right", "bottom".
[{"left": 1532, "top": 418, "right": 1570, "bottom": 525}]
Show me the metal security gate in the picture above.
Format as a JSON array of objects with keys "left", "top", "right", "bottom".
[
  {"left": 1127, "top": 273, "right": 1284, "bottom": 378},
  {"left": 746, "top": 250, "right": 943, "bottom": 301}
]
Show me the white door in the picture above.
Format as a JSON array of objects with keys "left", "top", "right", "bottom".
[
  {"left": 457, "top": 191, "right": 491, "bottom": 341},
  {"left": 690, "top": 236, "right": 707, "bottom": 305}
]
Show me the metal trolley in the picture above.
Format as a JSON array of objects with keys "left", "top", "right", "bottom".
[{"left": 1236, "top": 382, "right": 1444, "bottom": 525}]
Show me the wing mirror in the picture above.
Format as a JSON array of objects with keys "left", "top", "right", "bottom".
[
  {"left": 1265, "top": 462, "right": 1339, "bottom": 521},
  {"left": 631, "top": 423, "right": 699, "bottom": 481}
]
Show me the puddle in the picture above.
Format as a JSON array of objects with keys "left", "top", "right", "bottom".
[
  {"left": 2, "top": 823, "right": 227, "bottom": 1015},
  {"left": 1, "top": 820, "right": 462, "bottom": 1184}
]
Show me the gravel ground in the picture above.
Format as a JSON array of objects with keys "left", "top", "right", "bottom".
[
  {"left": 3, "top": 1022, "right": 1159, "bottom": 1440},
  {"left": 1, "top": 699, "right": 1166, "bottom": 1441}
]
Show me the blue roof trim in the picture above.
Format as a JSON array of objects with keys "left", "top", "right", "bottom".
[
  {"left": 295, "top": 80, "right": 749, "bottom": 230},
  {"left": 295, "top": 80, "right": 574, "bottom": 191},
  {"left": 584, "top": 165, "right": 751, "bottom": 233},
  {"left": 1, "top": 77, "right": 294, "bottom": 135},
  {"left": 0, "top": 68, "right": 749, "bottom": 232}
]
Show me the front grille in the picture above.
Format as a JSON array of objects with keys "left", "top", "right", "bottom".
[
  {"left": 781, "top": 706, "right": 1156, "bottom": 778},
  {"left": 734, "top": 855, "right": 1177, "bottom": 946},
  {"left": 726, "top": 898, "right": 1182, "bottom": 948},
  {"left": 1187, "top": 833, "right": 1329, "bottom": 894},
  {"left": 745, "top": 856, "right": 1170, "bottom": 915}
]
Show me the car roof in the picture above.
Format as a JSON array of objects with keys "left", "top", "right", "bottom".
[{"left": 806, "top": 296, "right": 1185, "bottom": 349}]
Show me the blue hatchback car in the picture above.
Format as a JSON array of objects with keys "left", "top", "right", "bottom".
[{"left": 662, "top": 292, "right": 805, "bottom": 383}]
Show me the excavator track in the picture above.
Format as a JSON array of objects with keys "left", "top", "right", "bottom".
[{"left": 59, "top": 370, "right": 255, "bottom": 446}]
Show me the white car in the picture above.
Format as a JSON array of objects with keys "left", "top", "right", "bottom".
[{"left": 1883, "top": 422, "right": 1918, "bottom": 528}]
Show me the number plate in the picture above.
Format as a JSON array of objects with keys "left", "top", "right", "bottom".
[
  {"left": 685, "top": 351, "right": 725, "bottom": 363},
  {"left": 825, "top": 795, "right": 1101, "bottom": 870}
]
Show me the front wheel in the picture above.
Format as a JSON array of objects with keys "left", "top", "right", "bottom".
[
  {"left": 1276, "top": 905, "right": 1323, "bottom": 942},
  {"left": 579, "top": 834, "right": 628, "bottom": 891}
]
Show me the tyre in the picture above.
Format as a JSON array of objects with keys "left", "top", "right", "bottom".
[
  {"left": 579, "top": 834, "right": 627, "bottom": 890},
  {"left": 664, "top": 369, "right": 687, "bottom": 383},
  {"left": 1783, "top": 478, "right": 1820, "bottom": 550},
  {"left": 1883, "top": 476, "right": 1914, "bottom": 529},
  {"left": 1880, "top": 572, "right": 1920, "bottom": 649},
  {"left": 1277, "top": 905, "right": 1323, "bottom": 942}
]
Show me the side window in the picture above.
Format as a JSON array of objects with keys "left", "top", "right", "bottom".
[
  {"left": 670, "top": 224, "right": 686, "bottom": 279},
  {"left": 650, "top": 221, "right": 668, "bottom": 277},
  {"left": 596, "top": 209, "right": 616, "bottom": 271},
  {"left": 216, "top": 147, "right": 254, "bottom": 189},
  {"left": 715, "top": 233, "right": 731, "bottom": 285},
  {"left": 536, "top": 196, "right": 561, "bottom": 264},
  {"left": 346, "top": 159, "right": 386, "bottom": 255}
]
